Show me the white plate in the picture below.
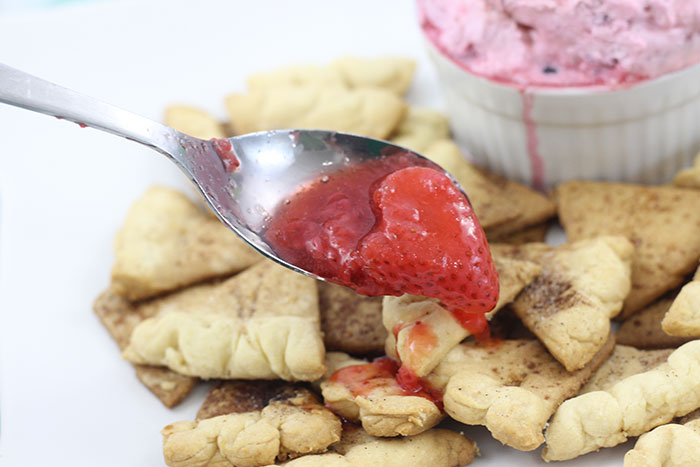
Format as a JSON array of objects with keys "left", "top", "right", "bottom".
[{"left": 0, "top": 1, "right": 633, "bottom": 465}]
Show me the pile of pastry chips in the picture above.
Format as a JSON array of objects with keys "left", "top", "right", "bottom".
[{"left": 94, "top": 58, "right": 700, "bottom": 466}]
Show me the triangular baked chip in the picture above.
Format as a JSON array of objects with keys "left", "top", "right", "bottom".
[
  {"left": 389, "top": 107, "right": 450, "bottom": 153},
  {"left": 111, "top": 186, "right": 261, "bottom": 301},
  {"left": 556, "top": 181, "right": 700, "bottom": 317},
  {"left": 580, "top": 345, "right": 673, "bottom": 394},
  {"left": 330, "top": 57, "right": 416, "bottom": 95},
  {"left": 382, "top": 253, "right": 541, "bottom": 377},
  {"left": 672, "top": 152, "right": 700, "bottom": 188},
  {"left": 426, "top": 335, "right": 614, "bottom": 451},
  {"left": 273, "top": 425, "right": 477, "bottom": 467},
  {"left": 164, "top": 105, "right": 227, "bottom": 139},
  {"left": 320, "top": 352, "right": 443, "bottom": 437},
  {"left": 163, "top": 381, "right": 341, "bottom": 466},
  {"left": 123, "top": 260, "right": 326, "bottom": 381},
  {"left": 616, "top": 295, "right": 693, "bottom": 349},
  {"left": 319, "top": 282, "right": 385, "bottom": 356},
  {"left": 624, "top": 418, "right": 700, "bottom": 466},
  {"left": 245, "top": 57, "right": 416, "bottom": 96},
  {"left": 662, "top": 265, "right": 700, "bottom": 337},
  {"left": 507, "top": 236, "right": 633, "bottom": 371},
  {"left": 225, "top": 85, "right": 406, "bottom": 139},
  {"left": 93, "top": 288, "right": 203, "bottom": 407},
  {"left": 543, "top": 340, "right": 700, "bottom": 461},
  {"left": 423, "top": 140, "right": 556, "bottom": 238}
]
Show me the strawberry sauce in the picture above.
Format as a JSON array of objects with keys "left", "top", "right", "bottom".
[
  {"left": 264, "top": 154, "right": 499, "bottom": 316},
  {"left": 211, "top": 138, "right": 240, "bottom": 172}
]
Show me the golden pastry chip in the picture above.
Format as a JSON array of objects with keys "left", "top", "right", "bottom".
[
  {"left": 509, "top": 236, "right": 633, "bottom": 371},
  {"left": 93, "top": 288, "right": 201, "bottom": 407},
  {"left": 331, "top": 57, "right": 416, "bottom": 95},
  {"left": 247, "top": 65, "right": 346, "bottom": 90},
  {"left": 556, "top": 181, "right": 700, "bottom": 317},
  {"left": 616, "top": 295, "right": 693, "bottom": 349},
  {"left": 162, "top": 382, "right": 341, "bottom": 467},
  {"left": 164, "top": 105, "right": 227, "bottom": 139},
  {"left": 320, "top": 352, "right": 443, "bottom": 437},
  {"left": 623, "top": 420, "right": 700, "bottom": 467},
  {"left": 580, "top": 345, "right": 673, "bottom": 394},
  {"left": 246, "top": 58, "right": 415, "bottom": 95},
  {"left": 672, "top": 152, "right": 700, "bottom": 189},
  {"left": 422, "top": 140, "right": 556, "bottom": 239},
  {"left": 111, "top": 186, "right": 261, "bottom": 301},
  {"left": 382, "top": 253, "right": 540, "bottom": 378},
  {"left": 488, "top": 222, "right": 549, "bottom": 245},
  {"left": 389, "top": 107, "right": 450, "bottom": 153},
  {"left": 123, "top": 260, "right": 326, "bottom": 381},
  {"left": 225, "top": 85, "right": 406, "bottom": 139},
  {"left": 662, "top": 265, "right": 700, "bottom": 337},
  {"left": 543, "top": 340, "right": 700, "bottom": 461},
  {"left": 274, "top": 425, "right": 477, "bottom": 467},
  {"left": 318, "top": 282, "right": 385, "bottom": 356},
  {"left": 426, "top": 335, "right": 614, "bottom": 451}
]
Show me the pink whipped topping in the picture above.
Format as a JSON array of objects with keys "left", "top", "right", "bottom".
[{"left": 418, "top": 0, "right": 700, "bottom": 86}]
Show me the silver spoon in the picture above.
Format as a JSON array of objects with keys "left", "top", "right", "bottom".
[{"left": 0, "top": 63, "right": 451, "bottom": 280}]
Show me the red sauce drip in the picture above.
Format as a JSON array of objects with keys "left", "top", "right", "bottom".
[
  {"left": 404, "top": 321, "right": 437, "bottom": 364},
  {"left": 211, "top": 138, "right": 240, "bottom": 172},
  {"left": 77, "top": 122, "right": 87, "bottom": 128},
  {"left": 329, "top": 357, "right": 443, "bottom": 410}
]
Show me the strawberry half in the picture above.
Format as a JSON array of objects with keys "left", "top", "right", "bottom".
[{"left": 358, "top": 166, "right": 499, "bottom": 316}]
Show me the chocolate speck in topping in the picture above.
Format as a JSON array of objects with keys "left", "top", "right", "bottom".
[{"left": 543, "top": 66, "right": 557, "bottom": 74}]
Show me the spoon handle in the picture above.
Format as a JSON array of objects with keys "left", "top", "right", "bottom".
[{"left": 0, "top": 63, "right": 184, "bottom": 162}]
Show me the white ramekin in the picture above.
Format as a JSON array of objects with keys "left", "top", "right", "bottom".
[{"left": 426, "top": 40, "right": 700, "bottom": 188}]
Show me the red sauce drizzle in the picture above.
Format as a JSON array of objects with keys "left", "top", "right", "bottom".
[
  {"left": 329, "top": 357, "right": 443, "bottom": 410},
  {"left": 211, "top": 138, "right": 240, "bottom": 172}
]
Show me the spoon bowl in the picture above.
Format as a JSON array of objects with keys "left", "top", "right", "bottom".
[{"left": 0, "top": 64, "right": 449, "bottom": 280}]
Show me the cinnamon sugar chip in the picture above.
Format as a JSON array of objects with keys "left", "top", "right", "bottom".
[
  {"left": 426, "top": 335, "right": 615, "bottom": 451},
  {"left": 556, "top": 181, "right": 700, "bottom": 317},
  {"left": 123, "top": 260, "right": 326, "bottom": 382},
  {"left": 111, "top": 186, "right": 261, "bottom": 301},
  {"left": 504, "top": 236, "right": 633, "bottom": 371},
  {"left": 93, "top": 288, "right": 201, "bottom": 408},
  {"left": 163, "top": 381, "right": 341, "bottom": 466}
]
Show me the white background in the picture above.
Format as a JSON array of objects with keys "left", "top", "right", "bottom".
[{"left": 0, "top": 1, "right": 632, "bottom": 465}]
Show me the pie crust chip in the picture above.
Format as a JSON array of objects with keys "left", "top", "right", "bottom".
[
  {"left": 623, "top": 420, "right": 700, "bottom": 467},
  {"left": 580, "top": 345, "right": 673, "bottom": 394},
  {"left": 111, "top": 186, "right": 261, "bottom": 301},
  {"left": 320, "top": 352, "right": 443, "bottom": 437},
  {"left": 556, "top": 181, "right": 700, "bottom": 318},
  {"left": 662, "top": 265, "right": 700, "bottom": 337},
  {"left": 616, "top": 295, "right": 694, "bottom": 349},
  {"left": 426, "top": 335, "right": 614, "bottom": 451},
  {"left": 225, "top": 85, "right": 406, "bottom": 140},
  {"left": 422, "top": 140, "right": 556, "bottom": 239},
  {"left": 672, "top": 152, "right": 700, "bottom": 189},
  {"left": 489, "top": 222, "right": 549, "bottom": 245},
  {"left": 382, "top": 253, "right": 541, "bottom": 378},
  {"left": 123, "top": 260, "right": 326, "bottom": 381},
  {"left": 319, "top": 282, "right": 385, "bottom": 356},
  {"left": 271, "top": 425, "right": 477, "bottom": 467},
  {"left": 508, "top": 236, "right": 633, "bottom": 371},
  {"left": 389, "top": 107, "right": 450, "bottom": 153},
  {"left": 93, "top": 288, "right": 203, "bottom": 407},
  {"left": 543, "top": 340, "right": 700, "bottom": 461},
  {"left": 164, "top": 105, "right": 227, "bottom": 139},
  {"left": 162, "top": 381, "right": 341, "bottom": 467},
  {"left": 246, "top": 58, "right": 415, "bottom": 95}
]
